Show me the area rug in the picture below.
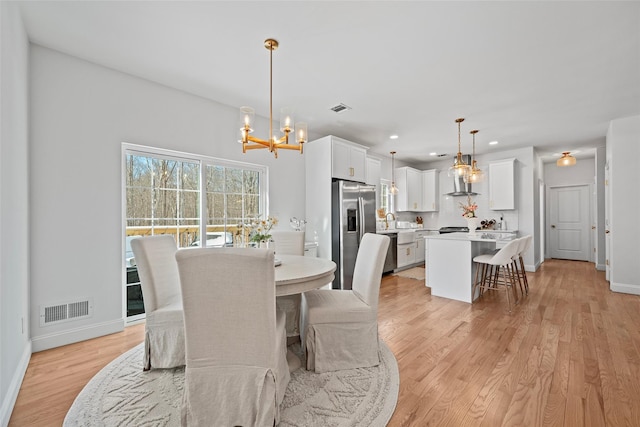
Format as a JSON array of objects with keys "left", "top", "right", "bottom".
[
  {"left": 64, "top": 341, "right": 399, "bottom": 427},
  {"left": 393, "top": 266, "right": 425, "bottom": 281}
]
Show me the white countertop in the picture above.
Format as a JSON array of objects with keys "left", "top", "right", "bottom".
[{"left": 424, "top": 231, "right": 516, "bottom": 243}]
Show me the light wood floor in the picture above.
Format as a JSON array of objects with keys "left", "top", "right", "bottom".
[{"left": 9, "top": 259, "right": 640, "bottom": 426}]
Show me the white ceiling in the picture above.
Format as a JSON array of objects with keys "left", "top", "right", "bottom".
[{"left": 16, "top": 1, "right": 640, "bottom": 164}]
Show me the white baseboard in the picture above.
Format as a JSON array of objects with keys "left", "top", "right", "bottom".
[
  {"left": 525, "top": 262, "right": 538, "bottom": 272},
  {"left": 610, "top": 282, "right": 640, "bottom": 296},
  {"left": 31, "top": 319, "right": 124, "bottom": 352},
  {"left": 0, "top": 340, "right": 32, "bottom": 427},
  {"left": 596, "top": 263, "right": 606, "bottom": 271}
]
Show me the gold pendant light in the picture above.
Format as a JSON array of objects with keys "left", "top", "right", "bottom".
[
  {"left": 556, "top": 151, "right": 576, "bottom": 167},
  {"left": 390, "top": 151, "right": 399, "bottom": 195},
  {"left": 239, "top": 39, "right": 307, "bottom": 158},
  {"left": 448, "top": 118, "right": 471, "bottom": 177},
  {"left": 464, "top": 129, "right": 484, "bottom": 183}
]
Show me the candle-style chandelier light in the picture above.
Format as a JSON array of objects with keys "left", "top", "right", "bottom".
[{"left": 239, "top": 38, "right": 307, "bottom": 158}]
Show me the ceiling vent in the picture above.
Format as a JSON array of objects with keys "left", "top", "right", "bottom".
[{"left": 330, "top": 103, "right": 352, "bottom": 113}]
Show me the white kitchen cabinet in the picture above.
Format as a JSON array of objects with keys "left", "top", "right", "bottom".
[
  {"left": 489, "top": 158, "right": 516, "bottom": 210},
  {"left": 415, "top": 231, "right": 426, "bottom": 263},
  {"left": 366, "top": 156, "right": 382, "bottom": 209},
  {"left": 421, "top": 169, "right": 439, "bottom": 212},
  {"left": 332, "top": 137, "right": 367, "bottom": 182},
  {"left": 397, "top": 242, "right": 415, "bottom": 268},
  {"left": 395, "top": 166, "right": 422, "bottom": 211}
]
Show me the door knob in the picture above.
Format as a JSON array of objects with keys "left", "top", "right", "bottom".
[{"left": 605, "top": 230, "right": 610, "bottom": 234}]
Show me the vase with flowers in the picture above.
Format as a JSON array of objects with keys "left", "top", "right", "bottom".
[
  {"left": 459, "top": 196, "right": 479, "bottom": 235},
  {"left": 249, "top": 216, "right": 278, "bottom": 247}
]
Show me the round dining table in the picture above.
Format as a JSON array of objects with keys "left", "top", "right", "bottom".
[
  {"left": 274, "top": 255, "right": 337, "bottom": 296},
  {"left": 273, "top": 254, "right": 336, "bottom": 371}
]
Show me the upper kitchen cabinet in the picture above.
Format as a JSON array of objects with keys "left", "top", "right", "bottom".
[
  {"left": 421, "top": 169, "right": 439, "bottom": 212},
  {"left": 489, "top": 158, "right": 516, "bottom": 210},
  {"left": 365, "top": 156, "right": 381, "bottom": 186},
  {"left": 366, "top": 156, "right": 382, "bottom": 208},
  {"left": 395, "top": 166, "right": 422, "bottom": 211},
  {"left": 331, "top": 137, "right": 368, "bottom": 182}
]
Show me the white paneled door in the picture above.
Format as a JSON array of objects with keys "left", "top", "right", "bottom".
[{"left": 549, "top": 185, "right": 590, "bottom": 261}]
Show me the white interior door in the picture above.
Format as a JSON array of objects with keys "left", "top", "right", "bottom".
[{"left": 549, "top": 185, "right": 590, "bottom": 261}]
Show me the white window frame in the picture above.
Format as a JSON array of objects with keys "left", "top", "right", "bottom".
[{"left": 121, "top": 142, "right": 269, "bottom": 321}]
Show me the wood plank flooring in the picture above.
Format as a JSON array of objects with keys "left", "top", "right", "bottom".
[{"left": 9, "top": 259, "right": 640, "bottom": 426}]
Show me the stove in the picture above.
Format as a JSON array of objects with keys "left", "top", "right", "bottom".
[{"left": 438, "top": 226, "right": 469, "bottom": 234}]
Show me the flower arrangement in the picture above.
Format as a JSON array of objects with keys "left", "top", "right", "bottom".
[
  {"left": 459, "top": 196, "right": 478, "bottom": 218},
  {"left": 249, "top": 216, "right": 278, "bottom": 243}
]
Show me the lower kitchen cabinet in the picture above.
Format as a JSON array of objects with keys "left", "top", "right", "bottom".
[
  {"left": 415, "top": 231, "right": 425, "bottom": 263},
  {"left": 397, "top": 242, "right": 415, "bottom": 268}
]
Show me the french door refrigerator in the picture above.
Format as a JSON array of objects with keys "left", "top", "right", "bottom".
[{"left": 331, "top": 180, "right": 377, "bottom": 290}]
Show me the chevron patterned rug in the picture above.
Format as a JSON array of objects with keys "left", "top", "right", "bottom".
[{"left": 64, "top": 340, "right": 399, "bottom": 426}]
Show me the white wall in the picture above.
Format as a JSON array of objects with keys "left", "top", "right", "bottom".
[
  {"left": 543, "top": 156, "right": 595, "bottom": 187},
  {"left": 0, "top": 3, "right": 31, "bottom": 425},
  {"left": 607, "top": 115, "right": 640, "bottom": 295},
  {"left": 29, "top": 45, "right": 306, "bottom": 351}
]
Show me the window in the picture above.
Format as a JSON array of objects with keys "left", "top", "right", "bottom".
[
  {"left": 123, "top": 144, "right": 267, "bottom": 319},
  {"left": 380, "top": 179, "right": 392, "bottom": 214}
]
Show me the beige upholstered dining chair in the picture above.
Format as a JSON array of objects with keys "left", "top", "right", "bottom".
[
  {"left": 130, "top": 235, "right": 185, "bottom": 370},
  {"left": 301, "top": 233, "right": 390, "bottom": 373},
  {"left": 271, "top": 230, "right": 305, "bottom": 256},
  {"left": 271, "top": 230, "right": 305, "bottom": 339},
  {"left": 175, "top": 247, "right": 290, "bottom": 426}
]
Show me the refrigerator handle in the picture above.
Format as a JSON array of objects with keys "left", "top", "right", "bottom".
[{"left": 358, "top": 196, "right": 365, "bottom": 243}]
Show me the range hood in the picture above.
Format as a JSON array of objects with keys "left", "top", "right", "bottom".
[{"left": 446, "top": 154, "right": 478, "bottom": 196}]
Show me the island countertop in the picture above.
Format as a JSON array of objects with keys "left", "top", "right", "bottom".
[{"left": 424, "top": 231, "right": 517, "bottom": 243}]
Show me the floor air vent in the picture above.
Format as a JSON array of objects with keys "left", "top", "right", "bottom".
[{"left": 40, "top": 298, "right": 93, "bottom": 326}]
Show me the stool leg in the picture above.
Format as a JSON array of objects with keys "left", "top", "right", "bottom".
[
  {"left": 500, "top": 265, "right": 512, "bottom": 313},
  {"left": 519, "top": 255, "right": 529, "bottom": 295}
]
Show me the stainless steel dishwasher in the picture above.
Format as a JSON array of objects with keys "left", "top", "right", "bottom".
[{"left": 382, "top": 233, "right": 397, "bottom": 273}]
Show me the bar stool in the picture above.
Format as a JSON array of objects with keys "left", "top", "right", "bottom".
[{"left": 472, "top": 238, "right": 521, "bottom": 312}]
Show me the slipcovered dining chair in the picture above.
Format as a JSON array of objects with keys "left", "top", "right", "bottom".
[
  {"left": 271, "top": 230, "right": 305, "bottom": 339},
  {"left": 301, "top": 233, "right": 390, "bottom": 373},
  {"left": 130, "top": 235, "right": 185, "bottom": 371},
  {"left": 271, "top": 230, "right": 305, "bottom": 256},
  {"left": 175, "top": 247, "right": 290, "bottom": 426}
]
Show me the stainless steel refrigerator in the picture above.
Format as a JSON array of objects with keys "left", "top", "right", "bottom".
[{"left": 331, "top": 180, "right": 377, "bottom": 290}]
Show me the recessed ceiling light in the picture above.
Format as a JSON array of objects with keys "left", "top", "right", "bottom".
[
  {"left": 390, "top": 135, "right": 399, "bottom": 140},
  {"left": 429, "top": 152, "right": 437, "bottom": 156},
  {"left": 489, "top": 141, "right": 499, "bottom": 145}
]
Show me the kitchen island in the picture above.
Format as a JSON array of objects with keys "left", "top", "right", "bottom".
[{"left": 424, "top": 232, "right": 515, "bottom": 303}]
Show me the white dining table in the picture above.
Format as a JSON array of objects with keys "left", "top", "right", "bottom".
[
  {"left": 273, "top": 254, "right": 336, "bottom": 371},
  {"left": 274, "top": 255, "right": 336, "bottom": 296}
]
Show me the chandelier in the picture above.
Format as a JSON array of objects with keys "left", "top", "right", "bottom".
[
  {"left": 464, "top": 129, "right": 484, "bottom": 183},
  {"left": 448, "top": 118, "right": 471, "bottom": 177},
  {"left": 556, "top": 151, "right": 576, "bottom": 167},
  {"left": 239, "top": 39, "right": 307, "bottom": 158}
]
